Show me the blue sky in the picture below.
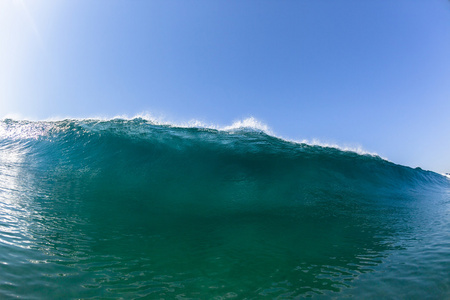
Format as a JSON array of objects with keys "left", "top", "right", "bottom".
[{"left": 1, "top": 0, "right": 450, "bottom": 173}]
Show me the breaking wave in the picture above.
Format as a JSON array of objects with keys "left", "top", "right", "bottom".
[{"left": 0, "top": 118, "right": 449, "bottom": 299}]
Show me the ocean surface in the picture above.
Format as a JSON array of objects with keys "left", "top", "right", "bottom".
[{"left": 0, "top": 118, "right": 449, "bottom": 299}]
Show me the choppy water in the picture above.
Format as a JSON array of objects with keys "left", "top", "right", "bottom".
[{"left": 0, "top": 118, "right": 449, "bottom": 299}]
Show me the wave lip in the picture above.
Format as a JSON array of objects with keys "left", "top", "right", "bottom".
[{"left": 0, "top": 116, "right": 381, "bottom": 157}]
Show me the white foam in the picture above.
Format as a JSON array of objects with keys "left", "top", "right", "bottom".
[
  {"left": 0, "top": 120, "right": 53, "bottom": 140},
  {"left": 222, "top": 117, "right": 272, "bottom": 134},
  {"left": 290, "top": 138, "right": 381, "bottom": 157}
]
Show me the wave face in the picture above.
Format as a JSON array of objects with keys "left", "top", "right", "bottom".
[{"left": 1, "top": 118, "right": 449, "bottom": 299}]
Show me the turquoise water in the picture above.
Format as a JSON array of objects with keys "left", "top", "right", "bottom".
[{"left": 0, "top": 118, "right": 449, "bottom": 299}]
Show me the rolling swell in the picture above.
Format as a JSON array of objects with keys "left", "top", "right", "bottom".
[{"left": 0, "top": 118, "right": 449, "bottom": 299}]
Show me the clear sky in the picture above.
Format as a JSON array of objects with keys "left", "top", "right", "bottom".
[{"left": 1, "top": 0, "right": 449, "bottom": 173}]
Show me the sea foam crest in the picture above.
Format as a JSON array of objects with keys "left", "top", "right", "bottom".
[
  {"left": 130, "top": 113, "right": 272, "bottom": 134},
  {"left": 222, "top": 117, "right": 272, "bottom": 134},
  {"left": 293, "top": 138, "right": 380, "bottom": 157}
]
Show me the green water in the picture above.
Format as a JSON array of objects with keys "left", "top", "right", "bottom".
[{"left": 0, "top": 119, "right": 449, "bottom": 299}]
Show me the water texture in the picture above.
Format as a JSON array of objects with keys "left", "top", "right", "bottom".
[{"left": 0, "top": 118, "right": 449, "bottom": 299}]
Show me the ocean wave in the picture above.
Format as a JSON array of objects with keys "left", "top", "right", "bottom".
[
  {"left": 0, "top": 117, "right": 447, "bottom": 196},
  {"left": 1, "top": 117, "right": 449, "bottom": 298}
]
